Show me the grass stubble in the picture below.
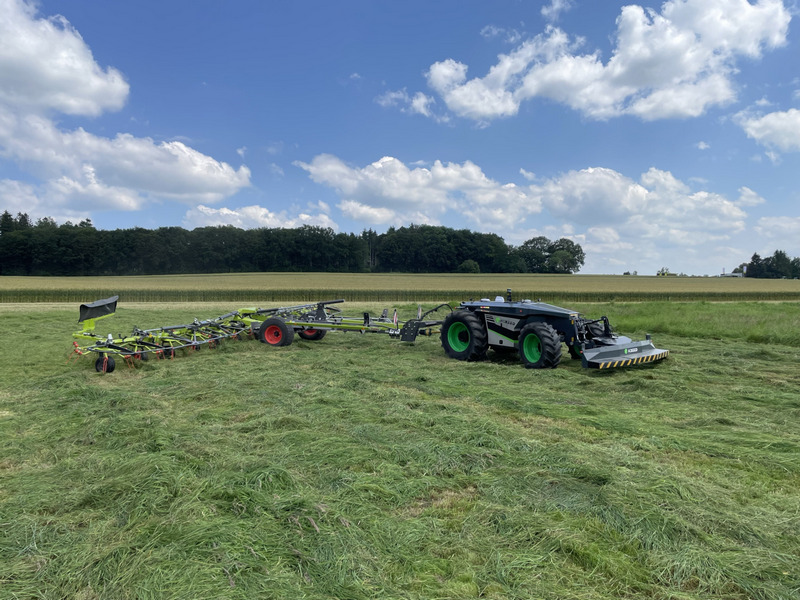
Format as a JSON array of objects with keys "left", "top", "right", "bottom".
[{"left": 0, "top": 301, "right": 798, "bottom": 599}]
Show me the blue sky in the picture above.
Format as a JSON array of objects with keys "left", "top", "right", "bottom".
[{"left": 0, "top": 0, "right": 798, "bottom": 274}]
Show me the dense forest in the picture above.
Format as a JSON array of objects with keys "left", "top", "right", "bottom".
[{"left": 0, "top": 210, "right": 585, "bottom": 276}]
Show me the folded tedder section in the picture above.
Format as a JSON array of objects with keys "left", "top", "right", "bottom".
[
  {"left": 70, "top": 291, "right": 668, "bottom": 374},
  {"left": 69, "top": 297, "right": 446, "bottom": 373}
]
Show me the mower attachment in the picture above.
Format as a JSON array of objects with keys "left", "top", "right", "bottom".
[{"left": 581, "top": 335, "right": 669, "bottom": 369}]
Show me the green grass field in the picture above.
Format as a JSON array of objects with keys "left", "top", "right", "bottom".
[{"left": 1, "top": 299, "right": 799, "bottom": 599}]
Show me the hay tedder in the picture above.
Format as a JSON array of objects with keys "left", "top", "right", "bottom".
[
  {"left": 69, "top": 291, "right": 668, "bottom": 373},
  {"left": 69, "top": 295, "right": 445, "bottom": 373}
]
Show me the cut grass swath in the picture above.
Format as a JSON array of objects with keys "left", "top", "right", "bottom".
[{"left": 0, "top": 301, "right": 798, "bottom": 598}]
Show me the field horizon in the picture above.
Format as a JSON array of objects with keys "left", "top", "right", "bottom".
[{"left": 2, "top": 272, "right": 800, "bottom": 303}]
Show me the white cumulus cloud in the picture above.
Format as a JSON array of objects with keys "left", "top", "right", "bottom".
[
  {"left": 537, "top": 166, "right": 747, "bottom": 242},
  {"left": 183, "top": 202, "right": 337, "bottom": 230},
  {"left": 376, "top": 88, "right": 444, "bottom": 121},
  {"left": 297, "top": 152, "right": 757, "bottom": 273},
  {"left": 0, "top": 0, "right": 128, "bottom": 116},
  {"left": 294, "top": 154, "right": 542, "bottom": 229},
  {"left": 391, "top": 0, "right": 790, "bottom": 123},
  {"left": 736, "top": 108, "right": 800, "bottom": 151},
  {"left": 736, "top": 186, "right": 766, "bottom": 207},
  {"left": 541, "top": 0, "right": 575, "bottom": 23},
  {"left": 755, "top": 216, "right": 800, "bottom": 236},
  {"left": 754, "top": 216, "right": 800, "bottom": 254},
  {"left": 0, "top": 0, "right": 250, "bottom": 219}
]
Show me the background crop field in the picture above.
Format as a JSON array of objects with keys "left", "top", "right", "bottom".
[
  {"left": 2, "top": 272, "right": 800, "bottom": 303},
  {"left": 1, "top": 299, "right": 799, "bottom": 599}
]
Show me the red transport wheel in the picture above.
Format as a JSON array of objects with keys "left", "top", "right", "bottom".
[
  {"left": 258, "top": 317, "right": 295, "bottom": 347},
  {"left": 297, "top": 328, "right": 327, "bottom": 341}
]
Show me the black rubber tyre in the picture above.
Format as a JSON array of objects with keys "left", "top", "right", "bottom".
[
  {"left": 568, "top": 344, "right": 583, "bottom": 360},
  {"left": 258, "top": 317, "right": 295, "bottom": 347},
  {"left": 518, "top": 322, "right": 562, "bottom": 369},
  {"left": 298, "top": 328, "right": 327, "bottom": 341},
  {"left": 95, "top": 355, "right": 116, "bottom": 373},
  {"left": 440, "top": 310, "right": 488, "bottom": 361}
]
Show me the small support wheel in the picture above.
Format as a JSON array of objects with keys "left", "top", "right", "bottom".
[
  {"left": 298, "top": 328, "right": 326, "bottom": 341},
  {"left": 440, "top": 310, "right": 488, "bottom": 361},
  {"left": 568, "top": 344, "right": 583, "bottom": 360},
  {"left": 258, "top": 317, "right": 295, "bottom": 347},
  {"left": 95, "top": 354, "right": 116, "bottom": 373},
  {"left": 518, "top": 322, "right": 562, "bottom": 369}
]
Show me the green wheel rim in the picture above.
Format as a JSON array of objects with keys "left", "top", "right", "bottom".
[
  {"left": 447, "top": 322, "right": 470, "bottom": 352},
  {"left": 522, "top": 333, "right": 542, "bottom": 363}
]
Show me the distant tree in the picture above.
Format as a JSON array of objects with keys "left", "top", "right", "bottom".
[
  {"left": 546, "top": 238, "right": 585, "bottom": 273},
  {"left": 746, "top": 253, "right": 764, "bottom": 278},
  {"left": 515, "top": 236, "right": 550, "bottom": 272},
  {"left": 0, "top": 210, "right": 14, "bottom": 236},
  {"left": 456, "top": 259, "right": 481, "bottom": 273},
  {"left": 15, "top": 212, "right": 32, "bottom": 229},
  {"left": 743, "top": 250, "right": 800, "bottom": 279},
  {"left": 0, "top": 214, "right": 590, "bottom": 276},
  {"left": 792, "top": 257, "right": 800, "bottom": 279},
  {"left": 514, "top": 236, "right": 585, "bottom": 274},
  {"left": 362, "top": 228, "right": 379, "bottom": 270},
  {"left": 35, "top": 216, "right": 58, "bottom": 228},
  {"left": 764, "top": 250, "right": 792, "bottom": 279}
]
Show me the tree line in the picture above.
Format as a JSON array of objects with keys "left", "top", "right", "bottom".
[
  {"left": 736, "top": 250, "right": 800, "bottom": 279},
  {"left": 0, "top": 210, "right": 585, "bottom": 276}
]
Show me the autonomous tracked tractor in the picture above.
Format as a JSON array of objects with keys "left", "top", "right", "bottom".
[{"left": 440, "top": 290, "right": 669, "bottom": 369}]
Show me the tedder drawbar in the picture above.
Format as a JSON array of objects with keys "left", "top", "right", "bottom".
[{"left": 69, "top": 291, "right": 668, "bottom": 373}]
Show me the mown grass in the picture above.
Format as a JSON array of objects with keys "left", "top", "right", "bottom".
[
  {"left": 1, "top": 301, "right": 799, "bottom": 599},
  {"left": 2, "top": 272, "right": 799, "bottom": 303}
]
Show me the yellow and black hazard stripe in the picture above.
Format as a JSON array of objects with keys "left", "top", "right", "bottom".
[{"left": 592, "top": 350, "right": 670, "bottom": 369}]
